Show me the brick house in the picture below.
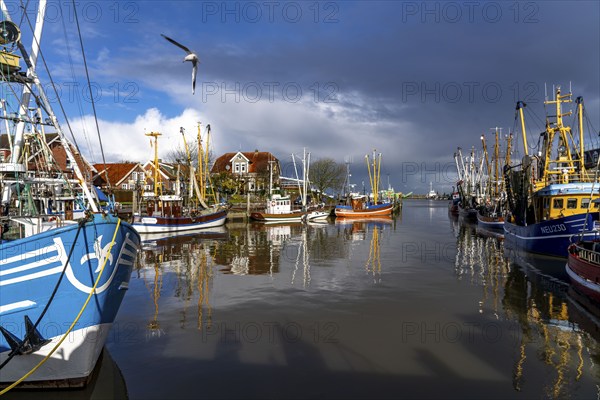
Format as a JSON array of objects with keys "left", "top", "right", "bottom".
[
  {"left": 210, "top": 151, "right": 280, "bottom": 193},
  {"left": 93, "top": 161, "right": 181, "bottom": 203}
]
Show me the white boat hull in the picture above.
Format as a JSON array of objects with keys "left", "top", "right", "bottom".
[{"left": 0, "top": 324, "right": 111, "bottom": 385}]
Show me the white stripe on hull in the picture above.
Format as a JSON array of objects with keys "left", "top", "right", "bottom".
[
  {"left": 504, "top": 231, "right": 597, "bottom": 240},
  {"left": 0, "top": 324, "right": 111, "bottom": 383},
  {"left": 133, "top": 217, "right": 226, "bottom": 234}
]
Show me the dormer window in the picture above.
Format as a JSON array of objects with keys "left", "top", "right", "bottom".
[
  {"left": 234, "top": 163, "right": 240, "bottom": 173},
  {"left": 241, "top": 163, "right": 246, "bottom": 173}
]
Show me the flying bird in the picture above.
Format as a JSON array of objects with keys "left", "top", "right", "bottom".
[{"left": 161, "top": 34, "right": 200, "bottom": 95}]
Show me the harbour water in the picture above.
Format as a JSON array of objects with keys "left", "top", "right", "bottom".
[{"left": 8, "top": 199, "right": 600, "bottom": 399}]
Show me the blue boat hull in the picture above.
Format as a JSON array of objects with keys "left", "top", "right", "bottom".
[
  {"left": 504, "top": 213, "right": 599, "bottom": 258},
  {"left": 0, "top": 214, "right": 140, "bottom": 384}
]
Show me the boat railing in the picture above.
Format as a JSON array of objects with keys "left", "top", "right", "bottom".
[
  {"left": 573, "top": 244, "right": 600, "bottom": 266},
  {"left": 533, "top": 170, "right": 597, "bottom": 190}
]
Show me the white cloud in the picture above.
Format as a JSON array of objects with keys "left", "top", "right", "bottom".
[
  {"left": 72, "top": 108, "right": 207, "bottom": 164},
  {"left": 72, "top": 86, "right": 417, "bottom": 176}
]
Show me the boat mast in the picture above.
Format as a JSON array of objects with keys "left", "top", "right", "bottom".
[
  {"left": 366, "top": 149, "right": 381, "bottom": 204},
  {"left": 516, "top": 101, "right": 529, "bottom": 157},
  {"left": 539, "top": 86, "right": 577, "bottom": 187},
  {"left": 576, "top": 96, "right": 585, "bottom": 174},
  {"left": 481, "top": 134, "right": 490, "bottom": 200},
  {"left": 203, "top": 124, "right": 211, "bottom": 202},
  {"left": 268, "top": 158, "right": 274, "bottom": 199},
  {"left": 302, "top": 149, "right": 306, "bottom": 209},
  {"left": 1, "top": 1, "right": 45, "bottom": 208},
  {"left": 195, "top": 123, "right": 203, "bottom": 201},
  {"left": 146, "top": 132, "right": 162, "bottom": 197},
  {"left": 1, "top": 1, "right": 99, "bottom": 212}
]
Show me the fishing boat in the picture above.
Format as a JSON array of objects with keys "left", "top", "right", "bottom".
[
  {"left": 251, "top": 149, "right": 311, "bottom": 222},
  {"left": 250, "top": 193, "right": 305, "bottom": 222},
  {"left": 504, "top": 86, "right": 599, "bottom": 257},
  {"left": 448, "top": 187, "right": 460, "bottom": 216},
  {"left": 566, "top": 240, "right": 600, "bottom": 303},
  {"left": 132, "top": 128, "right": 227, "bottom": 234},
  {"left": 453, "top": 148, "right": 482, "bottom": 222},
  {"left": 476, "top": 129, "right": 510, "bottom": 231},
  {"left": 334, "top": 150, "right": 393, "bottom": 218},
  {"left": 0, "top": 5, "right": 140, "bottom": 390}
]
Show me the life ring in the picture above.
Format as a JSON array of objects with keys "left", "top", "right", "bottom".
[
  {"left": 271, "top": 201, "right": 276, "bottom": 207},
  {"left": 48, "top": 216, "right": 56, "bottom": 222}
]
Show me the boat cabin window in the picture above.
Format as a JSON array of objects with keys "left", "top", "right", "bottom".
[
  {"left": 553, "top": 199, "right": 563, "bottom": 209},
  {"left": 543, "top": 197, "right": 550, "bottom": 209},
  {"left": 567, "top": 198, "right": 577, "bottom": 209},
  {"left": 581, "top": 198, "right": 591, "bottom": 209}
]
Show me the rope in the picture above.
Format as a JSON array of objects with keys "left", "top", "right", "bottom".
[{"left": 0, "top": 218, "right": 122, "bottom": 395}]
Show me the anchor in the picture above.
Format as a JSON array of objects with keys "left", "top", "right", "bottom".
[{"left": 0, "top": 316, "right": 51, "bottom": 355}]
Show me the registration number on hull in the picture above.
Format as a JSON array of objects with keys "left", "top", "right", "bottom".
[{"left": 540, "top": 224, "right": 567, "bottom": 234}]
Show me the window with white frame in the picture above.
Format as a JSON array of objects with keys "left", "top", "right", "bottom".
[
  {"left": 234, "top": 163, "right": 240, "bottom": 173},
  {"left": 122, "top": 184, "right": 128, "bottom": 190},
  {"left": 241, "top": 163, "right": 247, "bottom": 173}
]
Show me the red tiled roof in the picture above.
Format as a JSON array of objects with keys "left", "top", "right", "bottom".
[
  {"left": 211, "top": 151, "right": 279, "bottom": 174},
  {"left": 93, "top": 163, "right": 140, "bottom": 185}
]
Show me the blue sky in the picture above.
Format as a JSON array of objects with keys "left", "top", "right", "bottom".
[{"left": 6, "top": 0, "right": 600, "bottom": 194}]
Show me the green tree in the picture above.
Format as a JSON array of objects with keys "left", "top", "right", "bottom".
[{"left": 211, "top": 172, "right": 240, "bottom": 198}]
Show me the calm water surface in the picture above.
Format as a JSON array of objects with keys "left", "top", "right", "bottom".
[{"left": 9, "top": 199, "right": 600, "bottom": 399}]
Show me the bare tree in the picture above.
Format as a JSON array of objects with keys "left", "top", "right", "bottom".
[
  {"left": 165, "top": 139, "right": 214, "bottom": 168},
  {"left": 308, "top": 158, "right": 346, "bottom": 201}
]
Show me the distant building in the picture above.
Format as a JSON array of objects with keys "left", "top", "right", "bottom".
[
  {"left": 211, "top": 150, "right": 280, "bottom": 193},
  {"left": 1, "top": 133, "right": 96, "bottom": 180},
  {"left": 93, "top": 161, "right": 183, "bottom": 203}
]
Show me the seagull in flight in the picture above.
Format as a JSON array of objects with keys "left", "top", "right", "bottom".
[{"left": 161, "top": 34, "right": 200, "bottom": 95}]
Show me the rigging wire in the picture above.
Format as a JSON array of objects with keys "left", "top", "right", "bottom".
[
  {"left": 71, "top": 0, "right": 111, "bottom": 190},
  {"left": 17, "top": 0, "right": 83, "bottom": 156},
  {"left": 59, "top": 1, "right": 96, "bottom": 164}
]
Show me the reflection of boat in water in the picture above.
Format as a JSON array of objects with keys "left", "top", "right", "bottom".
[
  {"left": 335, "top": 216, "right": 393, "bottom": 226},
  {"left": 140, "top": 225, "right": 228, "bottom": 244},
  {"left": 335, "top": 216, "right": 393, "bottom": 242},
  {"left": 138, "top": 230, "right": 220, "bottom": 334},
  {"left": 502, "top": 262, "right": 600, "bottom": 397},
  {"left": 504, "top": 238, "right": 570, "bottom": 281},
  {"left": 452, "top": 214, "right": 600, "bottom": 396},
  {"left": 454, "top": 221, "right": 509, "bottom": 310}
]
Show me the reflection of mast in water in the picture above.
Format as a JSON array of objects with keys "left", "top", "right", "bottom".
[
  {"left": 196, "top": 246, "right": 213, "bottom": 330},
  {"left": 454, "top": 223, "right": 508, "bottom": 315},
  {"left": 291, "top": 226, "right": 311, "bottom": 287},
  {"left": 139, "top": 234, "right": 221, "bottom": 334},
  {"left": 146, "top": 257, "right": 164, "bottom": 338},
  {"left": 365, "top": 225, "right": 381, "bottom": 283},
  {"left": 502, "top": 259, "right": 593, "bottom": 396}
]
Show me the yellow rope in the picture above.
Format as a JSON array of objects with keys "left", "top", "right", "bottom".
[{"left": 0, "top": 218, "right": 122, "bottom": 395}]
